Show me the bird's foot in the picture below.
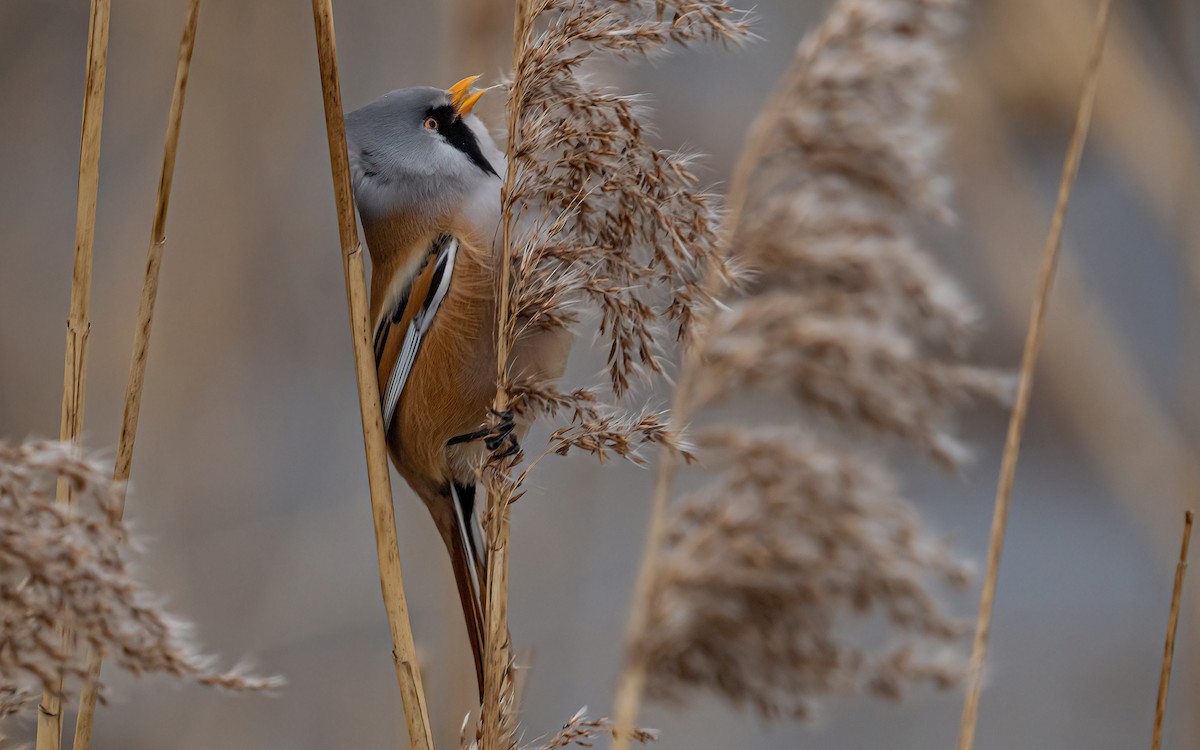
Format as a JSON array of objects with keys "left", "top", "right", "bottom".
[
  {"left": 484, "top": 410, "right": 515, "bottom": 451},
  {"left": 486, "top": 410, "right": 522, "bottom": 463},
  {"left": 447, "top": 410, "right": 521, "bottom": 461}
]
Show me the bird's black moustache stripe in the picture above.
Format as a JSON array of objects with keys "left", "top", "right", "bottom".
[{"left": 428, "top": 105, "right": 498, "bottom": 178}]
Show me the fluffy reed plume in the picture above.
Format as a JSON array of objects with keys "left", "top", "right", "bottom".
[
  {"left": 618, "top": 0, "right": 1010, "bottom": 732},
  {"left": 640, "top": 429, "right": 968, "bottom": 719},
  {"left": 475, "top": 2, "right": 750, "bottom": 747},
  {"left": 701, "top": 0, "right": 1010, "bottom": 455},
  {"left": 0, "top": 441, "right": 278, "bottom": 734},
  {"left": 495, "top": 0, "right": 753, "bottom": 449}
]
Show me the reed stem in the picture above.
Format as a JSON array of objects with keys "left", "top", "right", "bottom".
[
  {"left": 36, "top": 1, "right": 110, "bottom": 748},
  {"left": 480, "top": 4, "right": 532, "bottom": 747},
  {"left": 956, "top": 3, "right": 1111, "bottom": 749},
  {"left": 1150, "top": 510, "right": 1193, "bottom": 750},
  {"left": 310, "top": 2, "right": 434, "bottom": 747},
  {"left": 69, "top": 3, "right": 202, "bottom": 747}
]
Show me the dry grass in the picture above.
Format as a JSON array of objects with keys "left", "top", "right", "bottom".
[
  {"left": 1150, "top": 510, "right": 1193, "bottom": 750},
  {"left": 0, "top": 441, "right": 279, "bottom": 745},
  {"left": 70, "top": 3, "right": 202, "bottom": 747},
  {"left": 7, "top": 0, "right": 1186, "bottom": 747},
  {"left": 474, "top": 1, "right": 752, "bottom": 747},
  {"left": 614, "top": 0, "right": 1010, "bottom": 742}
]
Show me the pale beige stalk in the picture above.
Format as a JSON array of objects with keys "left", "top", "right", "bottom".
[
  {"left": 479, "top": 3, "right": 534, "bottom": 747},
  {"left": 1150, "top": 510, "right": 1193, "bottom": 750},
  {"left": 956, "top": 2, "right": 1112, "bottom": 749},
  {"left": 37, "top": 1, "right": 110, "bottom": 748},
  {"left": 309, "top": 2, "right": 433, "bottom": 747},
  {"left": 69, "top": 4, "right": 201, "bottom": 746}
]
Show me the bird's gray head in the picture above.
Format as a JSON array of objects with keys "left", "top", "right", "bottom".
[{"left": 345, "top": 79, "right": 502, "bottom": 223}]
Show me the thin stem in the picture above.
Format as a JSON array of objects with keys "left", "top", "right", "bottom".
[
  {"left": 310, "top": 2, "right": 434, "bottom": 747},
  {"left": 69, "top": 3, "right": 202, "bottom": 747},
  {"left": 1150, "top": 510, "right": 1193, "bottom": 750},
  {"left": 956, "top": 3, "right": 1111, "bottom": 749},
  {"left": 481, "top": 5, "right": 533, "bottom": 747},
  {"left": 37, "top": 1, "right": 110, "bottom": 747}
]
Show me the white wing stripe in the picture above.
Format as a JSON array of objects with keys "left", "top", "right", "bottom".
[{"left": 381, "top": 237, "right": 458, "bottom": 432}]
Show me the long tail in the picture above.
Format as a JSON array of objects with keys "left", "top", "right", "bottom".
[{"left": 448, "top": 482, "right": 486, "bottom": 700}]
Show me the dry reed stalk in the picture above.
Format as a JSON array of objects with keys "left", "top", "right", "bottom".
[
  {"left": 955, "top": 2, "right": 1112, "bottom": 748},
  {"left": 37, "top": 1, "right": 110, "bottom": 747},
  {"left": 479, "top": 0, "right": 533, "bottom": 743},
  {"left": 1150, "top": 510, "right": 1193, "bottom": 750},
  {"left": 69, "top": 3, "right": 201, "bottom": 746},
  {"left": 309, "top": 2, "right": 433, "bottom": 747}
]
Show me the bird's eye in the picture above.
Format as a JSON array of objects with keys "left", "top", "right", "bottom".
[{"left": 423, "top": 116, "right": 438, "bottom": 131}]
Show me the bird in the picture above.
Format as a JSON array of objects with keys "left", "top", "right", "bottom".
[{"left": 344, "top": 77, "right": 572, "bottom": 699}]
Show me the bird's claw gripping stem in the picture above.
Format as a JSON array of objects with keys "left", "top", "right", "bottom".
[
  {"left": 485, "top": 410, "right": 521, "bottom": 460},
  {"left": 447, "top": 409, "right": 521, "bottom": 460}
]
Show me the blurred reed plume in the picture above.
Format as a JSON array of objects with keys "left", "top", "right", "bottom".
[
  {"left": 639, "top": 429, "right": 969, "bottom": 719},
  {"left": 614, "top": 0, "right": 1012, "bottom": 736},
  {"left": 476, "top": 1, "right": 751, "bottom": 747},
  {"left": 0, "top": 441, "right": 278, "bottom": 742}
]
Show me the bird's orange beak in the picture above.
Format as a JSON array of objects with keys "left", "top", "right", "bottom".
[{"left": 447, "top": 74, "right": 486, "bottom": 118}]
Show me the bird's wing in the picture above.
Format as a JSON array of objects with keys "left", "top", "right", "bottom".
[{"left": 374, "top": 234, "right": 459, "bottom": 432}]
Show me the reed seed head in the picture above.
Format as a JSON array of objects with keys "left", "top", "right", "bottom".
[{"left": 0, "top": 440, "right": 280, "bottom": 734}]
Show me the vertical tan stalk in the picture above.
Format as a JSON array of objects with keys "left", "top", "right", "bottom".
[
  {"left": 1150, "top": 510, "right": 1193, "bottom": 750},
  {"left": 956, "top": 3, "right": 1111, "bottom": 749},
  {"left": 36, "top": 1, "right": 110, "bottom": 748},
  {"left": 309, "top": 2, "right": 433, "bottom": 748},
  {"left": 480, "top": 5, "right": 532, "bottom": 748},
  {"left": 609, "top": 51, "right": 804, "bottom": 750},
  {"left": 68, "top": 3, "right": 201, "bottom": 748}
]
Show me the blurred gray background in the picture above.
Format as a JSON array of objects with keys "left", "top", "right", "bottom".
[{"left": 2, "top": 0, "right": 1198, "bottom": 747}]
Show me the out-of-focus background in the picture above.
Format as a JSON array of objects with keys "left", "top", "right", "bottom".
[{"left": 2, "top": 0, "right": 1198, "bottom": 747}]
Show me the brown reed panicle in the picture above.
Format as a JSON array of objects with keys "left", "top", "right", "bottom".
[
  {"left": 495, "top": 0, "right": 754, "bottom": 450},
  {"left": 624, "top": 0, "right": 1010, "bottom": 726},
  {"left": 0, "top": 441, "right": 279, "bottom": 730},
  {"left": 474, "top": 3, "right": 752, "bottom": 747}
]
